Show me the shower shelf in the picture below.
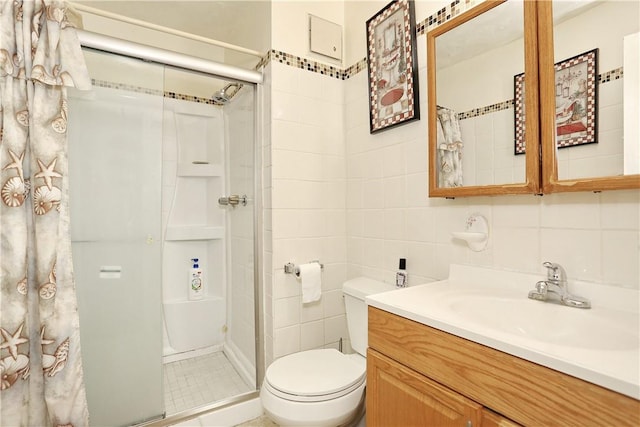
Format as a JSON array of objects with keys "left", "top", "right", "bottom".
[
  {"left": 165, "top": 226, "right": 224, "bottom": 241},
  {"left": 177, "top": 163, "right": 223, "bottom": 177}
]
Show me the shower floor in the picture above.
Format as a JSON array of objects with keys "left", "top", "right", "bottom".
[{"left": 163, "top": 351, "right": 252, "bottom": 415}]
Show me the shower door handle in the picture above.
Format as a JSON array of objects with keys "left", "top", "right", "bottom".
[{"left": 218, "top": 194, "right": 247, "bottom": 207}]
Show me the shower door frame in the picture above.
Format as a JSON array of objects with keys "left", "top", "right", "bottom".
[{"left": 76, "top": 30, "right": 265, "bottom": 426}]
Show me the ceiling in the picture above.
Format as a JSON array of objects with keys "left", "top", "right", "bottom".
[
  {"left": 73, "top": 1, "right": 271, "bottom": 54},
  {"left": 436, "top": 0, "right": 601, "bottom": 70}
]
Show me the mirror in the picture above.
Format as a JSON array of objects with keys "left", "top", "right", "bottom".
[
  {"left": 540, "top": 0, "right": 640, "bottom": 192},
  {"left": 428, "top": 0, "right": 639, "bottom": 197},
  {"left": 428, "top": 0, "right": 539, "bottom": 197}
]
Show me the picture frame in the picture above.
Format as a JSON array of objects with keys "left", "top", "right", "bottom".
[
  {"left": 514, "top": 48, "right": 598, "bottom": 155},
  {"left": 366, "top": 0, "right": 420, "bottom": 134}
]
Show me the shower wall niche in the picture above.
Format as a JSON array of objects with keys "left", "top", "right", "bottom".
[{"left": 162, "top": 98, "right": 227, "bottom": 355}]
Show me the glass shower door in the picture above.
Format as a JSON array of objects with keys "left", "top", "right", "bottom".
[
  {"left": 68, "top": 50, "right": 165, "bottom": 426},
  {"left": 224, "top": 84, "right": 257, "bottom": 386}
]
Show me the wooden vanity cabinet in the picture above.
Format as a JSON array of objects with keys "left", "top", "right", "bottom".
[{"left": 367, "top": 306, "right": 640, "bottom": 427}]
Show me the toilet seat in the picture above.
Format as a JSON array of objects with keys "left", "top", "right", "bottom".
[{"left": 264, "top": 349, "right": 366, "bottom": 402}]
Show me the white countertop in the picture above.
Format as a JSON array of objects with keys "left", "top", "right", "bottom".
[{"left": 366, "top": 264, "right": 640, "bottom": 400}]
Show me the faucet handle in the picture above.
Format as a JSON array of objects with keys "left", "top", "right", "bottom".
[{"left": 542, "top": 261, "right": 567, "bottom": 282}]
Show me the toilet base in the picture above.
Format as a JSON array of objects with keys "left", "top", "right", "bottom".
[
  {"left": 349, "top": 396, "right": 366, "bottom": 427},
  {"left": 261, "top": 382, "right": 365, "bottom": 427}
]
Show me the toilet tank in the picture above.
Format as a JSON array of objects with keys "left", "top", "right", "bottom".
[{"left": 343, "top": 277, "right": 395, "bottom": 357}]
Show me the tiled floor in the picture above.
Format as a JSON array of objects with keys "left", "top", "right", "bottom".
[
  {"left": 164, "top": 351, "right": 252, "bottom": 415},
  {"left": 235, "top": 415, "right": 279, "bottom": 427}
]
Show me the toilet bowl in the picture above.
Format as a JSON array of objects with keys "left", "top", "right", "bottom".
[
  {"left": 261, "top": 349, "right": 366, "bottom": 426},
  {"left": 261, "top": 277, "right": 395, "bottom": 427}
]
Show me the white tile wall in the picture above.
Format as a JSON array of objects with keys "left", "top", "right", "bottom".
[
  {"left": 300, "top": 320, "right": 324, "bottom": 351},
  {"left": 457, "top": 109, "right": 523, "bottom": 187},
  {"left": 266, "top": 61, "right": 347, "bottom": 361},
  {"left": 347, "top": 86, "right": 638, "bottom": 284},
  {"left": 262, "top": 64, "right": 274, "bottom": 368},
  {"left": 264, "top": 1, "right": 640, "bottom": 368},
  {"left": 362, "top": 130, "right": 635, "bottom": 285},
  {"left": 340, "top": 30, "right": 639, "bottom": 293}
]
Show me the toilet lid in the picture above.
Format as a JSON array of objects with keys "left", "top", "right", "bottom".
[{"left": 265, "top": 349, "right": 365, "bottom": 399}]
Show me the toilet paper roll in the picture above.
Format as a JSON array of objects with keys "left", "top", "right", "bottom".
[{"left": 299, "top": 262, "right": 322, "bottom": 303}]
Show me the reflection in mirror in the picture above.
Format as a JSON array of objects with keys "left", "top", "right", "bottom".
[
  {"left": 552, "top": 0, "right": 640, "bottom": 180},
  {"left": 433, "top": 0, "right": 525, "bottom": 188}
]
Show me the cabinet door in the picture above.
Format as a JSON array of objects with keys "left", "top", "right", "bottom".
[
  {"left": 482, "top": 409, "right": 522, "bottom": 427},
  {"left": 367, "top": 349, "right": 482, "bottom": 427}
]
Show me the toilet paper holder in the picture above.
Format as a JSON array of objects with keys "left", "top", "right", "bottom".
[{"left": 284, "top": 260, "right": 324, "bottom": 278}]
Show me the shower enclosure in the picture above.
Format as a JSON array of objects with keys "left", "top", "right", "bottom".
[{"left": 67, "top": 47, "right": 260, "bottom": 426}]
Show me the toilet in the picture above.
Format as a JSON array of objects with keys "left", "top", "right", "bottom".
[{"left": 261, "top": 277, "right": 395, "bottom": 426}]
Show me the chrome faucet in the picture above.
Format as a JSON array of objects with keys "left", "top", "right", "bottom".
[{"left": 528, "top": 262, "right": 591, "bottom": 308}]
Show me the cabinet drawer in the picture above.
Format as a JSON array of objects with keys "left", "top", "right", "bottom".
[{"left": 368, "top": 306, "right": 640, "bottom": 426}]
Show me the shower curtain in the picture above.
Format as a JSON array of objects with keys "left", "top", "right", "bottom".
[{"left": 0, "top": 1, "right": 91, "bottom": 425}]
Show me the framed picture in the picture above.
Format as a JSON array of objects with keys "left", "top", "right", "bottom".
[
  {"left": 366, "top": 0, "right": 420, "bottom": 134},
  {"left": 514, "top": 48, "right": 598, "bottom": 155}
]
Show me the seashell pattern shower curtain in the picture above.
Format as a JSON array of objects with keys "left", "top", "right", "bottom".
[{"left": 0, "top": 0, "right": 91, "bottom": 425}]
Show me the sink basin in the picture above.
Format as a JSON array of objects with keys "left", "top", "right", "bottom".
[{"left": 448, "top": 295, "right": 640, "bottom": 351}]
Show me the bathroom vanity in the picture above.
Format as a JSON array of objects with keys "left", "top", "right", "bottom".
[{"left": 365, "top": 265, "right": 640, "bottom": 426}]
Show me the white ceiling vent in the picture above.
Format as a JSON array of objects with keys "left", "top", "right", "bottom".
[{"left": 309, "top": 14, "right": 342, "bottom": 61}]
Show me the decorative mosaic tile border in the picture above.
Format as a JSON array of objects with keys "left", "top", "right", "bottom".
[
  {"left": 164, "top": 91, "right": 218, "bottom": 105},
  {"left": 416, "top": 0, "right": 480, "bottom": 36},
  {"left": 91, "top": 78, "right": 224, "bottom": 105},
  {"left": 264, "top": 50, "right": 348, "bottom": 79},
  {"left": 261, "top": 0, "right": 480, "bottom": 79},
  {"left": 457, "top": 68, "right": 624, "bottom": 120},
  {"left": 273, "top": 49, "right": 346, "bottom": 78},
  {"left": 91, "top": 78, "right": 163, "bottom": 96},
  {"left": 458, "top": 99, "right": 514, "bottom": 120},
  {"left": 264, "top": 49, "right": 368, "bottom": 80},
  {"left": 92, "top": 63, "right": 622, "bottom": 114},
  {"left": 263, "top": 0, "right": 627, "bottom": 94},
  {"left": 344, "top": 58, "right": 368, "bottom": 79},
  {"left": 599, "top": 67, "right": 623, "bottom": 83}
]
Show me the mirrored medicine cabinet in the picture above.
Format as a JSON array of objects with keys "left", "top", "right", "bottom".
[{"left": 427, "top": 0, "right": 640, "bottom": 198}]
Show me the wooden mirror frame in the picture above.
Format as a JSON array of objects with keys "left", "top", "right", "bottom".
[
  {"left": 537, "top": 1, "right": 640, "bottom": 194},
  {"left": 427, "top": 0, "right": 541, "bottom": 198},
  {"left": 428, "top": 0, "right": 639, "bottom": 198}
]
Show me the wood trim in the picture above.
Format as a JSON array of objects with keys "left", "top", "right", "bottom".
[
  {"left": 538, "top": 0, "right": 557, "bottom": 195},
  {"left": 428, "top": 182, "right": 539, "bottom": 198},
  {"left": 427, "top": 20, "right": 438, "bottom": 197},
  {"left": 523, "top": 0, "right": 541, "bottom": 195},
  {"left": 368, "top": 307, "right": 640, "bottom": 426},
  {"left": 427, "top": 0, "right": 540, "bottom": 198},
  {"left": 538, "top": 0, "right": 640, "bottom": 194}
]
